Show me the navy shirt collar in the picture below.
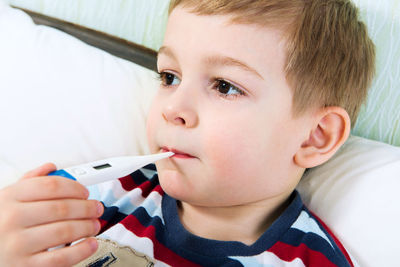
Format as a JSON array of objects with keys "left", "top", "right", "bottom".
[{"left": 162, "top": 190, "right": 303, "bottom": 257}]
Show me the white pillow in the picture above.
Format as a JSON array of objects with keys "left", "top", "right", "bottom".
[
  {"left": 297, "top": 135, "right": 400, "bottom": 267},
  {"left": 0, "top": 4, "right": 159, "bottom": 188}
]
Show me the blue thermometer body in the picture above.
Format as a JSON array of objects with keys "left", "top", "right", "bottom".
[{"left": 48, "top": 152, "right": 174, "bottom": 186}]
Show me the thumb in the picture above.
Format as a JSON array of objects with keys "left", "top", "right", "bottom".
[{"left": 21, "top": 162, "right": 57, "bottom": 179}]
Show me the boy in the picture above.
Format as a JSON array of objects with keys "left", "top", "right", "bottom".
[{"left": 0, "top": 0, "right": 375, "bottom": 266}]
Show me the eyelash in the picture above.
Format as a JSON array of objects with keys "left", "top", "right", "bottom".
[{"left": 157, "top": 71, "right": 246, "bottom": 99}]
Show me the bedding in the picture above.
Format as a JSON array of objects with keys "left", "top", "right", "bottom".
[
  {"left": 0, "top": 3, "right": 157, "bottom": 186},
  {"left": 0, "top": 2, "right": 399, "bottom": 266},
  {"left": 6, "top": 0, "right": 400, "bottom": 146},
  {"left": 297, "top": 136, "right": 400, "bottom": 267}
]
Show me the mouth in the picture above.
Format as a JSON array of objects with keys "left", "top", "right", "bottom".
[{"left": 161, "top": 146, "right": 196, "bottom": 159}]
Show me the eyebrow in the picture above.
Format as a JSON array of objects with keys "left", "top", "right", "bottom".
[{"left": 158, "top": 46, "right": 264, "bottom": 80}]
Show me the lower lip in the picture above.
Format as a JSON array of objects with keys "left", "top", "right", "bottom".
[
  {"left": 171, "top": 154, "right": 195, "bottom": 159},
  {"left": 161, "top": 148, "right": 195, "bottom": 159}
]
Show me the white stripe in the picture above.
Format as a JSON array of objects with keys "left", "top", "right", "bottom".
[
  {"left": 231, "top": 250, "right": 305, "bottom": 267},
  {"left": 88, "top": 178, "right": 164, "bottom": 222},
  {"left": 89, "top": 167, "right": 158, "bottom": 205},
  {"left": 140, "top": 168, "right": 158, "bottom": 179},
  {"left": 291, "top": 211, "right": 333, "bottom": 247},
  {"left": 99, "top": 223, "right": 155, "bottom": 258}
]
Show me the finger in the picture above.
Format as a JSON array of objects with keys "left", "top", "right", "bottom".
[
  {"left": 23, "top": 219, "right": 101, "bottom": 254},
  {"left": 14, "top": 176, "right": 89, "bottom": 202},
  {"left": 14, "top": 199, "right": 104, "bottom": 227},
  {"left": 28, "top": 237, "right": 98, "bottom": 267},
  {"left": 21, "top": 163, "right": 57, "bottom": 179}
]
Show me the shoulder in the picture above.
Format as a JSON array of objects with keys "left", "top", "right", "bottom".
[{"left": 269, "top": 191, "right": 354, "bottom": 267}]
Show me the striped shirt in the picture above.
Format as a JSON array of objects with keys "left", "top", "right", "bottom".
[{"left": 87, "top": 164, "right": 354, "bottom": 266}]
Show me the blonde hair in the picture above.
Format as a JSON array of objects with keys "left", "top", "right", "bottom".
[{"left": 168, "top": 0, "right": 375, "bottom": 126}]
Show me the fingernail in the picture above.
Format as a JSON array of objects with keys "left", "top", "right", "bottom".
[
  {"left": 83, "top": 187, "right": 90, "bottom": 198},
  {"left": 96, "top": 202, "right": 104, "bottom": 216},
  {"left": 94, "top": 219, "right": 101, "bottom": 233},
  {"left": 89, "top": 238, "right": 98, "bottom": 251}
]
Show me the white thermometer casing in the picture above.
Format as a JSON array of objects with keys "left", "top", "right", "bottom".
[{"left": 48, "top": 152, "right": 173, "bottom": 186}]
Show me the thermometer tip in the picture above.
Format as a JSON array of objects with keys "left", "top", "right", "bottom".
[{"left": 165, "top": 151, "right": 174, "bottom": 157}]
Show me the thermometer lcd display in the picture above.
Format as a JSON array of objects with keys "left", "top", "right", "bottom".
[{"left": 93, "top": 163, "right": 112, "bottom": 170}]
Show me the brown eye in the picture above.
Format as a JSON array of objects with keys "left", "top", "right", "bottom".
[
  {"left": 159, "top": 72, "right": 180, "bottom": 86},
  {"left": 214, "top": 79, "right": 245, "bottom": 97},
  {"left": 217, "top": 80, "right": 230, "bottom": 94}
]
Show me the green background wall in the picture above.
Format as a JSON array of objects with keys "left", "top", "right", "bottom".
[{"left": 8, "top": 0, "right": 170, "bottom": 51}]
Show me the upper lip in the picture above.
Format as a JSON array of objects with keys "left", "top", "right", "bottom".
[{"left": 161, "top": 146, "right": 195, "bottom": 158}]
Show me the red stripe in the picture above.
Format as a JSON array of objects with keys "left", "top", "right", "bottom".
[
  {"left": 99, "top": 218, "right": 108, "bottom": 229},
  {"left": 98, "top": 218, "right": 116, "bottom": 235},
  {"left": 118, "top": 174, "right": 138, "bottom": 191},
  {"left": 121, "top": 215, "right": 201, "bottom": 267},
  {"left": 309, "top": 211, "right": 354, "bottom": 267},
  {"left": 268, "top": 241, "right": 337, "bottom": 267},
  {"left": 138, "top": 181, "right": 164, "bottom": 198},
  {"left": 153, "top": 184, "right": 164, "bottom": 196},
  {"left": 118, "top": 175, "right": 164, "bottom": 198}
]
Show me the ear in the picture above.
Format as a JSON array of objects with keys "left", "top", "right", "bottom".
[{"left": 294, "top": 107, "right": 351, "bottom": 168}]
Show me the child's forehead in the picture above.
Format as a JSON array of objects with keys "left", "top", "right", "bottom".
[
  {"left": 166, "top": 7, "right": 289, "bottom": 51},
  {"left": 162, "top": 9, "right": 288, "bottom": 77},
  {"left": 169, "top": 6, "right": 287, "bottom": 32},
  {"left": 158, "top": 45, "right": 265, "bottom": 81}
]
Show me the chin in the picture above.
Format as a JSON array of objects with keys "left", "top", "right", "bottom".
[{"left": 158, "top": 168, "right": 185, "bottom": 195}]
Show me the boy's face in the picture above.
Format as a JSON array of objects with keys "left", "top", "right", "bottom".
[{"left": 146, "top": 7, "right": 312, "bottom": 207}]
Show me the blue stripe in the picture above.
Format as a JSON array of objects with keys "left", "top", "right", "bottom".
[
  {"left": 129, "top": 164, "right": 159, "bottom": 188},
  {"left": 280, "top": 228, "right": 350, "bottom": 267},
  {"left": 48, "top": 170, "right": 76, "bottom": 180},
  {"left": 99, "top": 205, "right": 127, "bottom": 231}
]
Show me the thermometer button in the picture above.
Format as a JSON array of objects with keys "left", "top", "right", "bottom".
[{"left": 71, "top": 168, "right": 87, "bottom": 175}]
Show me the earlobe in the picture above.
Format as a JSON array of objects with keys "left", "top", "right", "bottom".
[{"left": 294, "top": 107, "right": 351, "bottom": 168}]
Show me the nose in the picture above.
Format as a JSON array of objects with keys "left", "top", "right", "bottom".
[{"left": 162, "top": 86, "right": 199, "bottom": 128}]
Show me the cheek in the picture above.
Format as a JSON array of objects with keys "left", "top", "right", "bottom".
[
  {"left": 201, "top": 108, "right": 294, "bottom": 183},
  {"left": 202, "top": 117, "right": 263, "bottom": 182}
]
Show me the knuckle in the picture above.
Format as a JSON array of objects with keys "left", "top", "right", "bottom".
[
  {"left": 54, "top": 201, "right": 71, "bottom": 219},
  {"left": 41, "top": 178, "right": 60, "bottom": 193},
  {"left": 57, "top": 223, "right": 75, "bottom": 242}
]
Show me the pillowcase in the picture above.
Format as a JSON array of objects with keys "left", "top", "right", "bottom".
[
  {"left": 0, "top": 3, "right": 159, "bottom": 188},
  {"left": 297, "top": 135, "right": 400, "bottom": 267}
]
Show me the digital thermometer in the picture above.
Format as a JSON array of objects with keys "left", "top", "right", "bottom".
[{"left": 48, "top": 152, "right": 174, "bottom": 186}]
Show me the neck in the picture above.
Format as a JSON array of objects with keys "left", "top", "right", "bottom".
[{"left": 177, "top": 193, "right": 291, "bottom": 246}]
